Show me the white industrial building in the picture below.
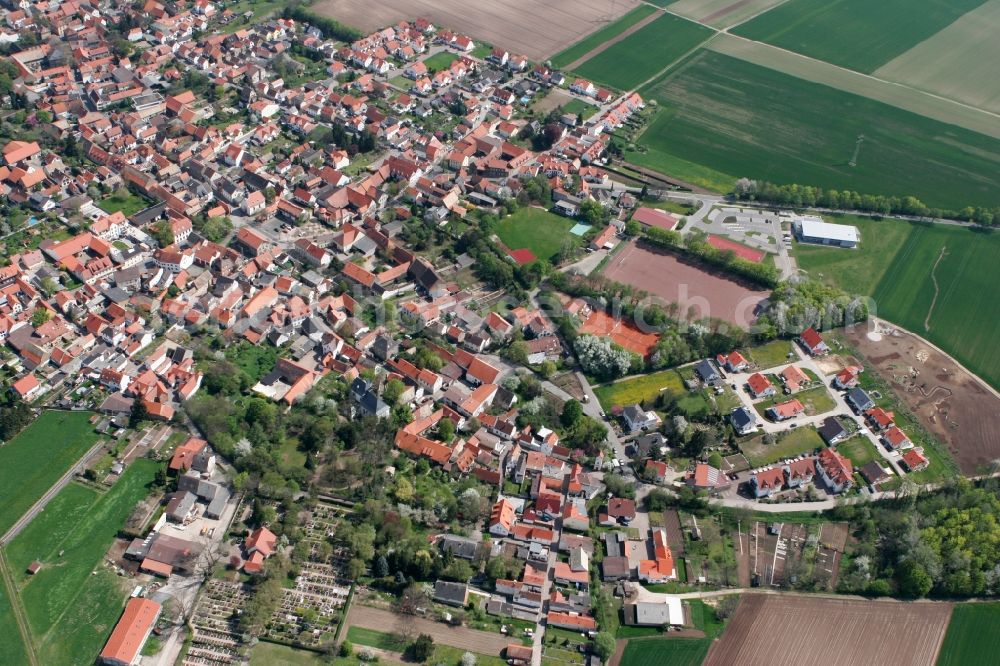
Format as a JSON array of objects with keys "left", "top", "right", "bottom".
[{"left": 793, "top": 217, "right": 860, "bottom": 248}]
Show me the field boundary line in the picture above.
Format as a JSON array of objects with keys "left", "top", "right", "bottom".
[
  {"left": 632, "top": 32, "right": 720, "bottom": 92},
  {"left": 563, "top": 9, "right": 665, "bottom": 71},
  {"left": 923, "top": 246, "right": 948, "bottom": 331},
  {"left": 0, "top": 548, "right": 39, "bottom": 666},
  {"left": 707, "top": 32, "right": 1000, "bottom": 139}
]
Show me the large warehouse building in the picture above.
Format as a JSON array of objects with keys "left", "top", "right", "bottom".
[{"left": 793, "top": 217, "right": 860, "bottom": 248}]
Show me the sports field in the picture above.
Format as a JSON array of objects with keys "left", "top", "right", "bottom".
[
  {"left": 875, "top": 0, "right": 1000, "bottom": 114},
  {"left": 572, "top": 13, "right": 714, "bottom": 90},
  {"left": 0, "top": 410, "right": 101, "bottom": 536},
  {"left": 629, "top": 50, "right": 1000, "bottom": 209},
  {"left": 11, "top": 459, "right": 160, "bottom": 665},
  {"left": 495, "top": 207, "right": 577, "bottom": 262},
  {"left": 936, "top": 602, "right": 1000, "bottom": 665},
  {"left": 621, "top": 637, "right": 711, "bottom": 666},
  {"left": 550, "top": 4, "right": 657, "bottom": 68},
  {"left": 731, "top": 0, "right": 989, "bottom": 73},
  {"left": 798, "top": 217, "right": 1000, "bottom": 391}
]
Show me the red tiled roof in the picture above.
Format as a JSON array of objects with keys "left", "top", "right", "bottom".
[{"left": 100, "top": 598, "right": 161, "bottom": 665}]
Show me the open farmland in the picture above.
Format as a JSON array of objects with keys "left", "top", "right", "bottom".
[
  {"left": 0, "top": 581, "right": 29, "bottom": 666},
  {"left": 629, "top": 50, "right": 1000, "bottom": 209},
  {"left": 875, "top": 0, "right": 1000, "bottom": 114},
  {"left": 797, "top": 217, "right": 1000, "bottom": 394},
  {"left": 666, "top": 0, "right": 791, "bottom": 27},
  {"left": 731, "top": 0, "right": 989, "bottom": 73},
  {"left": 311, "top": 0, "right": 639, "bottom": 61},
  {"left": 870, "top": 224, "right": 1000, "bottom": 392},
  {"left": 601, "top": 240, "right": 770, "bottom": 328},
  {"left": 550, "top": 4, "right": 657, "bottom": 69},
  {"left": 572, "top": 13, "right": 714, "bottom": 90},
  {"left": 704, "top": 595, "right": 953, "bottom": 666},
  {"left": 0, "top": 410, "right": 100, "bottom": 536},
  {"left": 13, "top": 460, "right": 159, "bottom": 665},
  {"left": 937, "top": 603, "right": 1000, "bottom": 666}
]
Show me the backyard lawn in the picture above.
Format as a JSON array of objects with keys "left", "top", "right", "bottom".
[
  {"left": 835, "top": 436, "right": 879, "bottom": 468},
  {"left": 754, "top": 386, "right": 837, "bottom": 419},
  {"left": 422, "top": 51, "right": 458, "bottom": 72},
  {"left": 495, "top": 207, "right": 577, "bottom": 263},
  {"left": 0, "top": 410, "right": 101, "bottom": 536},
  {"left": 97, "top": 190, "right": 152, "bottom": 217},
  {"left": 593, "top": 369, "right": 685, "bottom": 410},
  {"left": 560, "top": 98, "right": 599, "bottom": 120}
]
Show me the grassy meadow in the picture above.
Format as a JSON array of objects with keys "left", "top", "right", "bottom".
[
  {"left": 593, "top": 369, "right": 685, "bottom": 410},
  {"left": 0, "top": 410, "right": 101, "bottom": 535},
  {"left": 12, "top": 459, "right": 160, "bottom": 665},
  {"left": 732, "top": 0, "right": 989, "bottom": 73},
  {"left": 495, "top": 207, "right": 577, "bottom": 262}
]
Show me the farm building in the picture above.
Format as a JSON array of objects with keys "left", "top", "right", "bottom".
[
  {"left": 99, "top": 597, "right": 161, "bottom": 666},
  {"left": 625, "top": 598, "right": 684, "bottom": 627},
  {"left": 793, "top": 217, "right": 859, "bottom": 248}
]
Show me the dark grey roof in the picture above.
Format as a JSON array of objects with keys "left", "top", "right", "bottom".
[
  {"left": 439, "top": 535, "right": 478, "bottom": 560},
  {"left": 818, "top": 416, "right": 846, "bottom": 443},
  {"left": 433, "top": 580, "right": 468, "bottom": 605},
  {"left": 730, "top": 406, "right": 754, "bottom": 429},
  {"left": 696, "top": 359, "right": 719, "bottom": 382}
]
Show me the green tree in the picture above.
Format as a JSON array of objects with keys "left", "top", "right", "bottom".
[
  {"left": 383, "top": 378, "right": 405, "bottom": 405},
  {"left": 406, "top": 634, "right": 434, "bottom": 662},
  {"left": 129, "top": 399, "right": 149, "bottom": 429},
  {"left": 561, "top": 399, "right": 583, "bottom": 428},
  {"left": 896, "top": 559, "right": 932, "bottom": 598},
  {"left": 30, "top": 308, "right": 52, "bottom": 328},
  {"left": 594, "top": 633, "right": 615, "bottom": 660},
  {"left": 438, "top": 417, "right": 455, "bottom": 443}
]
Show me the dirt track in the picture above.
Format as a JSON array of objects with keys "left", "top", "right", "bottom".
[
  {"left": 843, "top": 323, "right": 1000, "bottom": 474},
  {"left": 311, "top": 0, "right": 639, "bottom": 61},
  {"left": 344, "top": 604, "right": 511, "bottom": 656},
  {"left": 703, "top": 595, "right": 952, "bottom": 666}
]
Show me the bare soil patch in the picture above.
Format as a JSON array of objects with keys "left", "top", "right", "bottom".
[
  {"left": 312, "top": 0, "right": 639, "bottom": 61},
  {"left": 843, "top": 323, "right": 1000, "bottom": 475},
  {"left": 601, "top": 240, "right": 769, "bottom": 328},
  {"left": 704, "top": 595, "right": 953, "bottom": 666}
]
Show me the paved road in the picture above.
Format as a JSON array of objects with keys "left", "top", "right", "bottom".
[{"left": 1, "top": 438, "right": 106, "bottom": 545}]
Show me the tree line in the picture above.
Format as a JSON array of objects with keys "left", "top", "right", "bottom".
[{"left": 734, "top": 178, "right": 1000, "bottom": 227}]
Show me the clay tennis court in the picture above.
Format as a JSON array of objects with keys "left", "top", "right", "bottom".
[
  {"left": 704, "top": 595, "right": 953, "bottom": 666},
  {"left": 601, "top": 241, "right": 769, "bottom": 328},
  {"left": 312, "top": 0, "right": 639, "bottom": 61},
  {"left": 579, "top": 309, "right": 659, "bottom": 357}
]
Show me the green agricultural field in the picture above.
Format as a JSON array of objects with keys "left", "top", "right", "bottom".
[
  {"left": 667, "top": 0, "right": 789, "bottom": 27},
  {"left": 550, "top": 5, "right": 658, "bottom": 68},
  {"left": 621, "top": 637, "right": 711, "bottom": 666},
  {"left": 0, "top": 410, "right": 101, "bottom": 536},
  {"left": 629, "top": 50, "right": 1000, "bottom": 209},
  {"left": 799, "top": 217, "right": 1000, "bottom": 391},
  {"left": 97, "top": 190, "right": 152, "bottom": 217},
  {"left": 593, "top": 369, "right": 685, "bottom": 410},
  {"left": 13, "top": 459, "right": 160, "bottom": 665},
  {"left": 422, "top": 51, "right": 458, "bottom": 73},
  {"left": 0, "top": 580, "right": 29, "bottom": 665},
  {"left": 937, "top": 602, "right": 1000, "bottom": 666},
  {"left": 732, "top": 0, "right": 989, "bottom": 73},
  {"left": 794, "top": 215, "right": 914, "bottom": 296},
  {"left": 740, "top": 427, "right": 824, "bottom": 467},
  {"left": 573, "top": 14, "right": 714, "bottom": 90},
  {"left": 495, "top": 207, "right": 577, "bottom": 262}
]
